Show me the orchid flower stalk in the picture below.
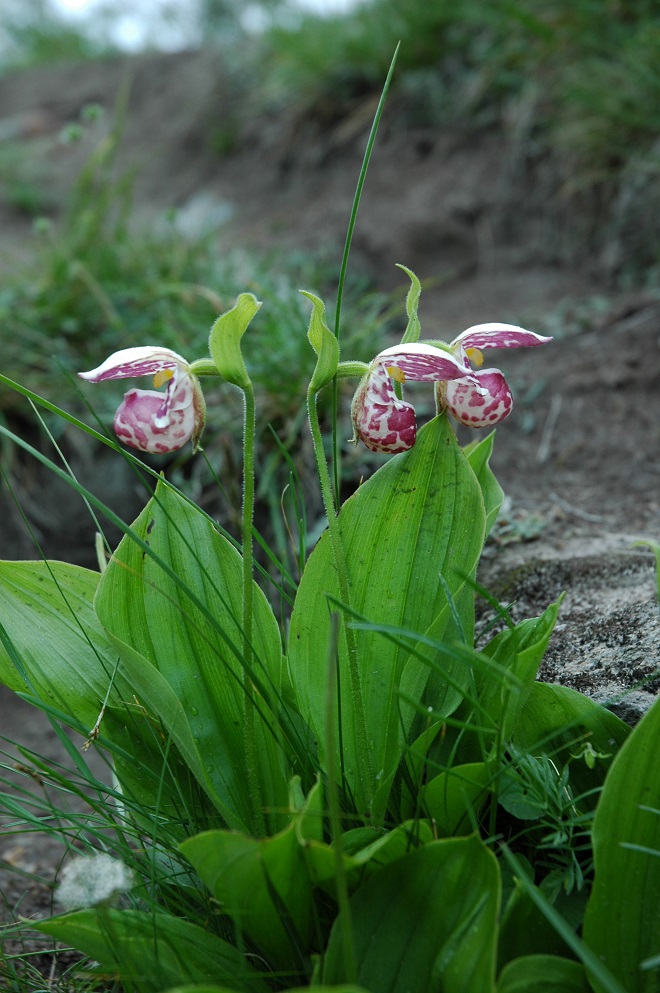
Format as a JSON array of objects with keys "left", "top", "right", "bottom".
[
  {"left": 304, "top": 291, "right": 374, "bottom": 812},
  {"left": 208, "top": 293, "right": 266, "bottom": 838}
]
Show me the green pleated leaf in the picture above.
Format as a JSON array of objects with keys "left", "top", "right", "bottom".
[
  {"left": 94, "top": 479, "right": 289, "bottom": 834},
  {"left": 288, "top": 415, "right": 485, "bottom": 819},
  {"left": 323, "top": 834, "right": 500, "bottom": 992},
  {"left": 583, "top": 695, "right": 660, "bottom": 992},
  {"left": 496, "top": 955, "right": 590, "bottom": 993},
  {"left": 179, "top": 782, "right": 323, "bottom": 969},
  {"left": 511, "top": 682, "right": 630, "bottom": 805},
  {"left": 36, "top": 909, "right": 268, "bottom": 993},
  {"left": 0, "top": 560, "right": 109, "bottom": 718},
  {"left": 463, "top": 431, "right": 504, "bottom": 538},
  {"left": 301, "top": 819, "right": 435, "bottom": 899},
  {"left": 0, "top": 560, "right": 190, "bottom": 815},
  {"left": 422, "top": 762, "right": 490, "bottom": 836},
  {"left": 180, "top": 822, "right": 314, "bottom": 970},
  {"left": 478, "top": 601, "right": 562, "bottom": 742}
]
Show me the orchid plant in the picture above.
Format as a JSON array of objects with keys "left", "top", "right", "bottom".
[
  {"left": 1, "top": 255, "right": 654, "bottom": 993},
  {"left": 0, "top": 47, "right": 655, "bottom": 983}
]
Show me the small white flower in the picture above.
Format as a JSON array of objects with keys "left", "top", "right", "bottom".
[{"left": 57, "top": 853, "right": 135, "bottom": 909}]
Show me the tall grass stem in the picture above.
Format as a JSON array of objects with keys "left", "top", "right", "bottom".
[
  {"left": 331, "top": 42, "right": 400, "bottom": 506},
  {"left": 241, "top": 382, "right": 265, "bottom": 837}
]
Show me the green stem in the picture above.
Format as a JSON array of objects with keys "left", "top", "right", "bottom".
[
  {"left": 242, "top": 382, "right": 265, "bottom": 837},
  {"left": 188, "top": 358, "right": 222, "bottom": 376},
  {"left": 307, "top": 387, "right": 373, "bottom": 816}
]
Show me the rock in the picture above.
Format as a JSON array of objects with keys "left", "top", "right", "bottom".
[{"left": 478, "top": 551, "right": 660, "bottom": 725}]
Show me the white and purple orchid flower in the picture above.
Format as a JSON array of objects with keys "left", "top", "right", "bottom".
[
  {"left": 79, "top": 346, "right": 206, "bottom": 454},
  {"left": 351, "top": 324, "right": 551, "bottom": 454}
]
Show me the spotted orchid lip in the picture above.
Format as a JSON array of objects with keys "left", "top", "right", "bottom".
[{"left": 441, "top": 368, "right": 514, "bottom": 428}]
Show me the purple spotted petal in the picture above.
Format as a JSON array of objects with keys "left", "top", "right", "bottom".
[
  {"left": 376, "top": 342, "right": 471, "bottom": 381},
  {"left": 441, "top": 369, "right": 513, "bottom": 427},
  {"left": 79, "top": 346, "right": 188, "bottom": 383},
  {"left": 451, "top": 324, "right": 552, "bottom": 353},
  {"left": 114, "top": 388, "right": 197, "bottom": 454},
  {"left": 351, "top": 363, "right": 417, "bottom": 454}
]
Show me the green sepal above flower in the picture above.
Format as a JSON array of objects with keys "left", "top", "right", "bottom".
[
  {"left": 208, "top": 292, "right": 262, "bottom": 391},
  {"left": 301, "top": 291, "right": 340, "bottom": 393},
  {"left": 396, "top": 263, "right": 422, "bottom": 345}
]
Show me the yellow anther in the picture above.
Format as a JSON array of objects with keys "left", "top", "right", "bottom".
[
  {"left": 466, "top": 347, "right": 484, "bottom": 367},
  {"left": 387, "top": 365, "right": 406, "bottom": 384},
  {"left": 153, "top": 368, "right": 174, "bottom": 388}
]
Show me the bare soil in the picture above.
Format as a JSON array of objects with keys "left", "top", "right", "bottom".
[{"left": 0, "top": 49, "right": 659, "bottom": 975}]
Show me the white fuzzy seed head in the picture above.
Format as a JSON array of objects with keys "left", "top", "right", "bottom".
[{"left": 57, "top": 853, "right": 135, "bottom": 909}]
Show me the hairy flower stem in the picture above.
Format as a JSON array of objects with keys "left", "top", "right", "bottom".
[
  {"left": 307, "top": 387, "right": 373, "bottom": 816},
  {"left": 242, "top": 382, "right": 265, "bottom": 837}
]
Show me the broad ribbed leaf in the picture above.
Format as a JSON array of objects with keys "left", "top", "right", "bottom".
[
  {"left": 512, "top": 682, "right": 629, "bottom": 804},
  {"left": 94, "top": 479, "right": 289, "bottom": 834},
  {"left": 301, "top": 819, "right": 435, "bottom": 898},
  {"left": 0, "top": 561, "right": 110, "bottom": 719},
  {"left": 464, "top": 431, "right": 504, "bottom": 537},
  {"left": 36, "top": 909, "right": 268, "bottom": 993},
  {"left": 323, "top": 835, "right": 499, "bottom": 992},
  {"left": 496, "top": 955, "right": 590, "bottom": 992},
  {"left": 288, "top": 415, "right": 485, "bottom": 819},
  {"left": 479, "top": 601, "right": 562, "bottom": 741},
  {"left": 0, "top": 560, "right": 187, "bottom": 813},
  {"left": 181, "top": 822, "right": 313, "bottom": 970},
  {"left": 583, "top": 695, "right": 660, "bottom": 992},
  {"left": 422, "top": 762, "right": 490, "bottom": 836}
]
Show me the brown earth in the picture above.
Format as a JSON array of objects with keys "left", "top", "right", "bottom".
[{"left": 0, "top": 49, "right": 659, "bottom": 975}]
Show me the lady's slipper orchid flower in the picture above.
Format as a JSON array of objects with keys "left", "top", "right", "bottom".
[
  {"left": 351, "top": 342, "right": 473, "bottom": 454},
  {"left": 438, "top": 323, "right": 552, "bottom": 428},
  {"left": 79, "top": 346, "right": 206, "bottom": 454},
  {"left": 352, "top": 325, "right": 551, "bottom": 454}
]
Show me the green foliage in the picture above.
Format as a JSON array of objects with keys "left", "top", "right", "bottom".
[
  {"left": 289, "top": 415, "right": 486, "bottom": 820},
  {"left": 266, "top": 0, "right": 660, "bottom": 159},
  {"left": 36, "top": 908, "right": 270, "bottom": 992},
  {"left": 0, "top": 43, "right": 656, "bottom": 985},
  {"left": 94, "top": 478, "right": 290, "bottom": 835},
  {"left": 0, "top": 385, "right": 640, "bottom": 991},
  {"left": 323, "top": 835, "right": 500, "bottom": 991},
  {"left": 496, "top": 955, "right": 591, "bottom": 993},
  {"left": 583, "top": 695, "right": 660, "bottom": 992}
]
